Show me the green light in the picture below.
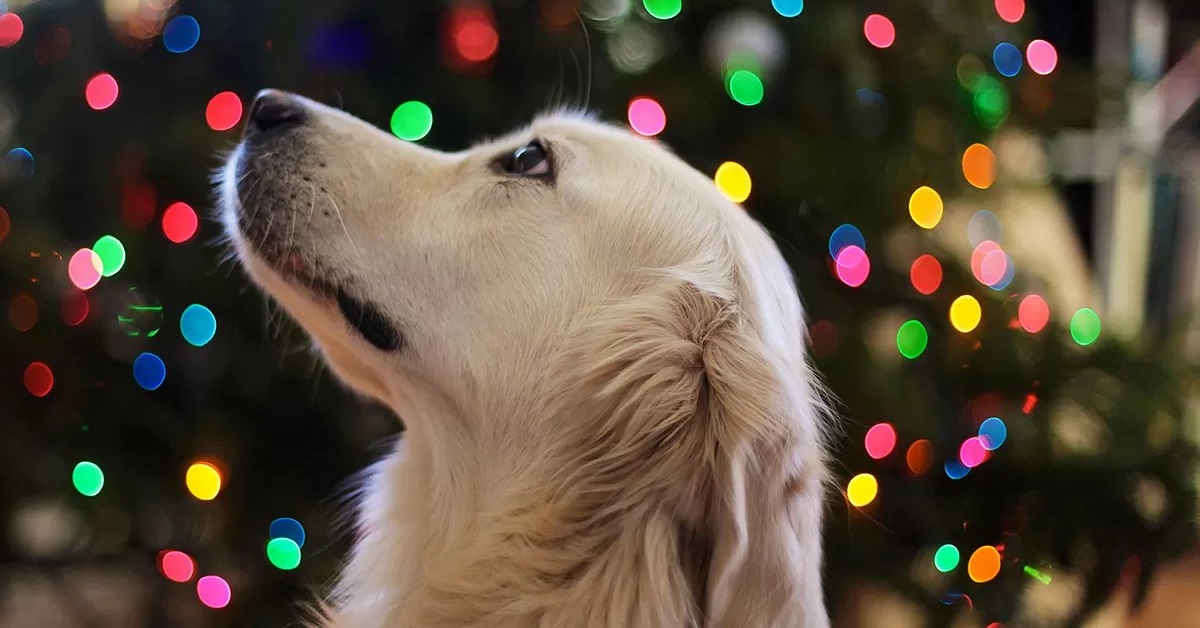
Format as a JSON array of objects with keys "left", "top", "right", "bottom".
[
  {"left": 72, "top": 461, "right": 104, "bottom": 497},
  {"left": 727, "top": 70, "right": 764, "bottom": 106},
  {"left": 934, "top": 544, "right": 960, "bottom": 573},
  {"left": 1070, "top": 308, "right": 1101, "bottom": 346},
  {"left": 390, "top": 101, "right": 433, "bottom": 142},
  {"left": 971, "top": 75, "right": 1008, "bottom": 128},
  {"left": 92, "top": 235, "right": 126, "bottom": 277},
  {"left": 266, "top": 537, "right": 301, "bottom": 570},
  {"left": 643, "top": 0, "right": 681, "bottom": 20},
  {"left": 896, "top": 320, "right": 928, "bottom": 359}
]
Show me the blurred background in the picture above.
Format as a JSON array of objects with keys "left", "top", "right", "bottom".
[{"left": 2, "top": 0, "right": 1200, "bottom": 626}]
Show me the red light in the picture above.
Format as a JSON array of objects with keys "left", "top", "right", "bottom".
[
  {"left": 10, "top": 294, "right": 38, "bottom": 331},
  {"left": 61, "top": 290, "right": 89, "bottom": 326},
  {"left": 162, "top": 202, "right": 199, "bottom": 243},
  {"left": 445, "top": 6, "right": 499, "bottom": 69},
  {"left": 206, "top": 91, "right": 243, "bottom": 132},
  {"left": 0, "top": 206, "right": 9, "bottom": 243},
  {"left": 85, "top": 73, "right": 119, "bottom": 110},
  {"left": 1022, "top": 393, "right": 1038, "bottom": 415},
  {"left": 0, "top": 13, "right": 24, "bottom": 48},
  {"left": 994, "top": 0, "right": 1025, "bottom": 23},
  {"left": 24, "top": 361, "right": 54, "bottom": 397},
  {"left": 159, "top": 550, "right": 196, "bottom": 583},
  {"left": 909, "top": 254, "right": 943, "bottom": 295},
  {"left": 1017, "top": 294, "right": 1049, "bottom": 333},
  {"left": 863, "top": 14, "right": 895, "bottom": 49}
]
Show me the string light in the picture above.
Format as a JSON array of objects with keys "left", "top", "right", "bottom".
[
  {"left": 934, "top": 544, "right": 960, "bottom": 572},
  {"left": 159, "top": 550, "right": 195, "bottom": 582},
  {"left": 1070, "top": 308, "right": 1101, "bottom": 345},
  {"left": 180, "top": 304, "right": 217, "bottom": 347},
  {"left": 133, "top": 352, "right": 167, "bottom": 390},
  {"left": 206, "top": 92, "right": 243, "bottom": 131},
  {"left": 627, "top": 97, "right": 666, "bottom": 136},
  {"left": 162, "top": 201, "right": 199, "bottom": 243},
  {"left": 196, "top": 575, "right": 231, "bottom": 609},
  {"left": 390, "top": 101, "right": 433, "bottom": 141},
  {"left": 847, "top": 473, "right": 878, "bottom": 507},
  {"left": 85, "top": 73, "right": 119, "bottom": 110},
  {"left": 0, "top": 12, "right": 23, "bottom": 47},
  {"left": 772, "top": 0, "right": 803, "bottom": 18},
  {"left": 968, "top": 545, "right": 1002, "bottom": 583},
  {"left": 909, "top": 186, "right": 943, "bottom": 229},
  {"left": 992, "top": 42, "right": 1022, "bottom": 77},
  {"left": 714, "top": 161, "right": 751, "bottom": 203},
  {"left": 979, "top": 417, "right": 1007, "bottom": 450},
  {"left": 72, "top": 461, "right": 104, "bottom": 497},
  {"left": 962, "top": 143, "right": 996, "bottom": 189},
  {"left": 896, "top": 320, "right": 928, "bottom": 359},
  {"left": 835, "top": 246, "right": 870, "bottom": 287},
  {"left": 906, "top": 440, "right": 934, "bottom": 475},
  {"left": 1026, "top": 40, "right": 1058, "bottom": 75},
  {"left": 949, "top": 295, "right": 982, "bottom": 333},
  {"left": 24, "top": 362, "right": 54, "bottom": 397},
  {"left": 1018, "top": 295, "right": 1049, "bottom": 333},
  {"left": 186, "top": 462, "right": 222, "bottom": 500},
  {"left": 162, "top": 15, "right": 200, "bottom": 54},
  {"left": 864, "top": 423, "right": 897, "bottom": 459},
  {"left": 643, "top": 0, "right": 682, "bottom": 20},
  {"left": 910, "top": 254, "right": 942, "bottom": 295},
  {"left": 863, "top": 14, "right": 895, "bottom": 49},
  {"left": 829, "top": 224, "right": 866, "bottom": 258}
]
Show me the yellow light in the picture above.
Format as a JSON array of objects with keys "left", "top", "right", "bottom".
[
  {"left": 846, "top": 472, "right": 878, "bottom": 507},
  {"left": 186, "top": 462, "right": 222, "bottom": 501},
  {"left": 908, "top": 186, "right": 944, "bottom": 229},
  {"left": 714, "top": 161, "right": 752, "bottom": 204},
  {"left": 949, "top": 295, "right": 982, "bottom": 332}
]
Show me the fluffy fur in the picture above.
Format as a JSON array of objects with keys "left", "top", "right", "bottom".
[{"left": 219, "top": 92, "right": 832, "bottom": 627}]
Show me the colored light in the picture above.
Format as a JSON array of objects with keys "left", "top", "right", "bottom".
[
  {"left": 196, "top": 575, "right": 231, "bottom": 609},
  {"left": 979, "top": 417, "right": 1007, "bottom": 450},
  {"left": 133, "top": 352, "right": 167, "bottom": 390},
  {"left": 186, "top": 462, "right": 222, "bottom": 501},
  {"left": 24, "top": 362, "right": 53, "bottom": 397},
  {"left": 163, "top": 15, "right": 201, "bottom": 54},
  {"left": 206, "top": 91, "right": 243, "bottom": 132},
  {"left": 1070, "top": 308, "right": 1101, "bottom": 346},
  {"left": 118, "top": 288, "right": 164, "bottom": 337},
  {"left": 160, "top": 550, "right": 195, "bottom": 582},
  {"left": 934, "top": 544, "right": 961, "bottom": 572},
  {"left": 863, "top": 14, "right": 895, "bottom": 49},
  {"left": 643, "top": 0, "right": 681, "bottom": 20},
  {"left": 85, "top": 73, "right": 119, "bottom": 111},
  {"left": 959, "top": 437, "right": 988, "bottom": 468},
  {"left": 266, "top": 537, "right": 302, "bottom": 570},
  {"left": 627, "top": 97, "right": 666, "bottom": 137},
  {"left": 1026, "top": 40, "right": 1058, "bottom": 75},
  {"left": 0, "top": 206, "right": 9, "bottom": 243},
  {"left": 864, "top": 423, "right": 897, "bottom": 459},
  {"left": 727, "top": 69, "right": 764, "bottom": 106},
  {"left": 972, "top": 75, "right": 1009, "bottom": 128},
  {"left": 390, "top": 101, "right": 433, "bottom": 142},
  {"left": 180, "top": 304, "right": 217, "bottom": 347},
  {"left": 906, "top": 439, "right": 934, "bottom": 475},
  {"left": 910, "top": 254, "right": 943, "bottom": 295},
  {"left": 846, "top": 473, "right": 878, "bottom": 507},
  {"left": 968, "top": 546, "right": 1002, "bottom": 583},
  {"left": 979, "top": 249, "right": 1008, "bottom": 286},
  {"left": 6, "top": 147, "right": 34, "bottom": 177},
  {"left": 1023, "top": 565, "right": 1052, "bottom": 585},
  {"left": 828, "top": 224, "right": 866, "bottom": 258},
  {"left": 0, "top": 12, "right": 23, "bottom": 47},
  {"left": 835, "top": 245, "right": 870, "bottom": 288},
  {"left": 72, "top": 461, "right": 104, "bottom": 497},
  {"left": 970, "top": 241, "right": 1002, "bottom": 284},
  {"left": 896, "top": 320, "right": 928, "bottom": 359},
  {"left": 968, "top": 210, "right": 1003, "bottom": 247},
  {"left": 162, "top": 201, "right": 199, "bottom": 243},
  {"left": 68, "top": 248, "right": 103, "bottom": 290},
  {"left": 1018, "top": 295, "right": 1049, "bottom": 333},
  {"left": 962, "top": 144, "right": 996, "bottom": 189},
  {"left": 945, "top": 459, "right": 970, "bottom": 480},
  {"left": 92, "top": 235, "right": 126, "bottom": 277},
  {"left": 993, "top": 43, "right": 1022, "bottom": 77},
  {"left": 909, "top": 186, "right": 943, "bottom": 229},
  {"left": 269, "top": 517, "right": 306, "bottom": 548},
  {"left": 449, "top": 7, "right": 498, "bottom": 63},
  {"left": 772, "top": 0, "right": 803, "bottom": 18},
  {"left": 995, "top": 0, "right": 1025, "bottom": 23},
  {"left": 10, "top": 294, "right": 37, "bottom": 331},
  {"left": 714, "top": 161, "right": 751, "bottom": 203},
  {"left": 949, "top": 295, "right": 982, "bottom": 333}
]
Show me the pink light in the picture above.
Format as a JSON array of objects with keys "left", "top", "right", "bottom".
[
  {"left": 1018, "top": 294, "right": 1050, "bottom": 333},
  {"left": 970, "top": 240, "right": 1002, "bottom": 284},
  {"left": 960, "top": 437, "right": 988, "bottom": 468},
  {"left": 160, "top": 550, "right": 195, "bottom": 583},
  {"left": 994, "top": 0, "right": 1025, "bottom": 23},
  {"left": 1026, "top": 40, "right": 1058, "bottom": 75},
  {"left": 627, "top": 97, "right": 666, "bottom": 137},
  {"left": 0, "top": 13, "right": 23, "bottom": 47},
  {"left": 196, "top": 575, "right": 231, "bottom": 609},
  {"left": 863, "top": 14, "right": 895, "bottom": 49},
  {"left": 979, "top": 249, "right": 1008, "bottom": 286},
  {"left": 835, "top": 245, "right": 870, "bottom": 287},
  {"left": 67, "top": 248, "right": 103, "bottom": 290},
  {"left": 864, "top": 423, "right": 897, "bottom": 460},
  {"left": 206, "top": 92, "right": 243, "bottom": 132},
  {"left": 85, "top": 73, "right": 119, "bottom": 110}
]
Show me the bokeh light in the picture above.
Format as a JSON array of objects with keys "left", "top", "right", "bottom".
[
  {"left": 68, "top": 248, "right": 104, "bottom": 290},
  {"left": 10, "top": 294, "right": 37, "bottom": 331},
  {"left": 949, "top": 295, "right": 982, "bottom": 333},
  {"left": 968, "top": 210, "right": 1003, "bottom": 247},
  {"left": 1026, "top": 39, "right": 1058, "bottom": 75},
  {"left": 968, "top": 545, "right": 1002, "bottom": 583},
  {"left": 24, "top": 361, "right": 53, "bottom": 397},
  {"left": 7, "top": 147, "right": 35, "bottom": 178},
  {"left": 391, "top": 101, "right": 433, "bottom": 141},
  {"left": 896, "top": 320, "right": 928, "bottom": 359},
  {"left": 995, "top": 0, "right": 1025, "bottom": 23},
  {"left": 910, "top": 254, "right": 943, "bottom": 295},
  {"left": 118, "top": 288, "right": 164, "bottom": 337},
  {"left": 834, "top": 245, "right": 870, "bottom": 288},
  {"left": 206, "top": 91, "right": 243, "bottom": 132},
  {"left": 971, "top": 241, "right": 1002, "bottom": 283},
  {"left": 627, "top": 97, "right": 666, "bottom": 136},
  {"left": 864, "top": 423, "right": 897, "bottom": 460},
  {"left": 196, "top": 575, "right": 231, "bottom": 609},
  {"left": 945, "top": 459, "right": 970, "bottom": 480},
  {"left": 828, "top": 224, "right": 866, "bottom": 258},
  {"left": 163, "top": 15, "right": 200, "bottom": 53},
  {"left": 447, "top": 6, "right": 498, "bottom": 64},
  {"left": 162, "top": 201, "right": 199, "bottom": 243},
  {"left": 92, "top": 235, "right": 126, "bottom": 277},
  {"left": 906, "top": 439, "right": 934, "bottom": 476},
  {"left": 988, "top": 254, "right": 1015, "bottom": 291},
  {"left": 846, "top": 473, "right": 878, "bottom": 507},
  {"left": 61, "top": 291, "right": 90, "bottom": 326},
  {"left": 772, "top": 0, "right": 803, "bottom": 18},
  {"left": 962, "top": 143, "right": 996, "bottom": 189},
  {"left": 643, "top": 0, "right": 682, "bottom": 20},
  {"left": 934, "top": 544, "right": 961, "bottom": 572},
  {"left": 726, "top": 69, "right": 764, "bottom": 106},
  {"left": 1018, "top": 294, "right": 1049, "bottom": 333},
  {"left": 72, "top": 461, "right": 104, "bottom": 497},
  {"left": 979, "top": 249, "right": 1008, "bottom": 286},
  {"left": 909, "top": 186, "right": 943, "bottom": 229},
  {"left": 1070, "top": 308, "right": 1101, "bottom": 346},
  {"left": 159, "top": 550, "right": 195, "bottom": 582},
  {"left": 85, "top": 73, "right": 119, "bottom": 110},
  {"left": 971, "top": 75, "right": 1009, "bottom": 128},
  {"left": 863, "top": 14, "right": 895, "bottom": 49},
  {"left": 180, "top": 303, "right": 217, "bottom": 347},
  {"left": 266, "top": 537, "right": 302, "bottom": 570},
  {"left": 993, "top": 42, "right": 1022, "bottom": 77},
  {"left": 0, "top": 12, "right": 23, "bottom": 47},
  {"left": 714, "top": 161, "right": 751, "bottom": 203},
  {"left": 186, "top": 462, "right": 222, "bottom": 501},
  {"left": 133, "top": 351, "right": 167, "bottom": 390},
  {"left": 0, "top": 207, "right": 9, "bottom": 243},
  {"left": 959, "top": 437, "right": 988, "bottom": 468},
  {"left": 979, "top": 417, "right": 1007, "bottom": 450},
  {"left": 269, "top": 517, "right": 306, "bottom": 547}
]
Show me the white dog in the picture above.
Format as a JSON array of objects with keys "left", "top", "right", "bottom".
[{"left": 219, "top": 90, "right": 832, "bottom": 628}]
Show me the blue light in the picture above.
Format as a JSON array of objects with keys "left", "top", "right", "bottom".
[
  {"left": 828, "top": 223, "right": 866, "bottom": 258},
  {"left": 945, "top": 459, "right": 970, "bottom": 480},
  {"left": 988, "top": 253, "right": 1015, "bottom": 291},
  {"left": 269, "top": 517, "right": 307, "bottom": 548},
  {"left": 162, "top": 15, "right": 200, "bottom": 54},
  {"left": 133, "top": 352, "right": 166, "bottom": 391},
  {"left": 979, "top": 417, "right": 1008, "bottom": 450},
  {"left": 771, "top": 0, "right": 804, "bottom": 18},
  {"left": 993, "top": 42, "right": 1023, "bottom": 77},
  {"left": 6, "top": 147, "right": 34, "bottom": 178},
  {"left": 180, "top": 303, "right": 217, "bottom": 347}
]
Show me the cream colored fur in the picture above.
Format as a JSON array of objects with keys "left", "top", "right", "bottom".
[{"left": 219, "top": 93, "right": 832, "bottom": 627}]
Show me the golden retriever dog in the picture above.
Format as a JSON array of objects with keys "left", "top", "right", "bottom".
[{"left": 218, "top": 89, "right": 832, "bottom": 627}]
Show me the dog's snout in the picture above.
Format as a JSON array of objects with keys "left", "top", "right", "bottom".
[{"left": 247, "top": 89, "right": 306, "bottom": 135}]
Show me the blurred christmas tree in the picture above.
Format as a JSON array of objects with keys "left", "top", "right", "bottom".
[{"left": 1, "top": 0, "right": 1196, "bottom": 626}]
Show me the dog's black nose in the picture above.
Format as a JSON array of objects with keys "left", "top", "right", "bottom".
[{"left": 246, "top": 89, "right": 306, "bottom": 135}]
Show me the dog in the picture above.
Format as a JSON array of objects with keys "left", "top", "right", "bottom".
[{"left": 218, "top": 90, "right": 832, "bottom": 628}]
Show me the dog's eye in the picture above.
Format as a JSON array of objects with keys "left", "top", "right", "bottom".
[{"left": 501, "top": 141, "right": 552, "bottom": 177}]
